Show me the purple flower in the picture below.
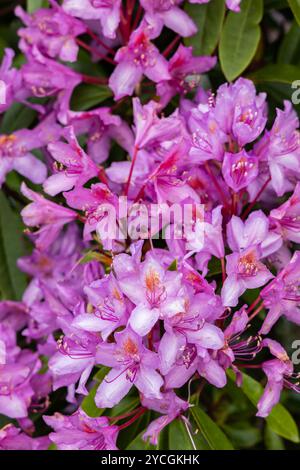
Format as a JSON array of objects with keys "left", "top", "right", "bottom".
[
  {"left": 257, "top": 339, "right": 298, "bottom": 418},
  {"left": 0, "top": 119, "right": 57, "bottom": 186},
  {"left": 0, "top": 424, "right": 49, "bottom": 450},
  {"left": 254, "top": 101, "right": 300, "bottom": 196},
  {"left": 222, "top": 149, "right": 258, "bottom": 193},
  {"left": 221, "top": 211, "right": 278, "bottom": 307},
  {"left": 43, "top": 127, "right": 98, "bottom": 196},
  {"left": 21, "top": 183, "right": 77, "bottom": 250},
  {"left": 44, "top": 408, "right": 119, "bottom": 450},
  {"left": 63, "top": 0, "right": 121, "bottom": 39},
  {"left": 260, "top": 251, "right": 300, "bottom": 334},
  {"left": 67, "top": 107, "right": 134, "bottom": 164},
  {"left": 109, "top": 22, "right": 171, "bottom": 100},
  {"left": 73, "top": 273, "right": 128, "bottom": 340},
  {"left": 15, "top": 2, "right": 86, "bottom": 63},
  {"left": 142, "top": 391, "right": 189, "bottom": 445},
  {"left": 156, "top": 45, "right": 216, "bottom": 107},
  {"left": 269, "top": 183, "right": 300, "bottom": 243},
  {"left": 95, "top": 328, "right": 163, "bottom": 407},
  {"left": 0, "top": 49, "right": 23, "bottom": 113},
  {"left": 140, "top": 1, "right": 197, "bottom": 37},
  {"left": 114, "top": 251, "right": 186, "bottom": 336}
]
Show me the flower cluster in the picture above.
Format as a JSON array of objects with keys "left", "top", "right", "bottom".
[{"left": 0, "top": 0, "right": 299, "bottom": 451}]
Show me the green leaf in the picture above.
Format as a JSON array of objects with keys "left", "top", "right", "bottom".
[
  {"left": 71, "top": 84, "right": 112, "bottom": 111},
  {"left": 27, "top": 0, "right": 49, "bottom": 13},
  {"left": 265, "top": 425, "right": 285, "bottom": 450},
  {"left": 184, "top": 0, "right": 225, "bottom": 56},
  {"left": 247, "top": 64, "right": 300, "bottom": 84},
  {"left": 126, "top": 430, "right": 157, "bottom": 450},
  {"left": 219, "top": 0, "right": 263, "bottom": 81},
  {"left": 227, "top": 370, "right": 300, "bottom": 443},
  {"left": 277, "top": 21, "right": 300, "bottom": 64},
  {"left": 0, "top": 193, "right": 27, "bottom": 300},
  {"left": 288, "top": 0, "right": 300, "bottom": 26},
  {"left": 168, "top": 418, "right": 196, "bottom": 450},
  {"left": 81, "top": 367, "right": 110, "bottom": 417},
  {"left": 1, "top": 103, "right": 37, "bottom": 134},
  {"left": 223, "top": 422, "right": 261, "bottom": 448},
  {"left": 190, "top": 407, "right": 234, "bottom": 450}
]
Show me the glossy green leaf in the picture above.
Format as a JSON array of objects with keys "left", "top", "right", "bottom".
[
  {"left": 247, "top": 64, "right": 300, "bottom": 84},
  {"left": 227, "top": 370, "right": 300, "bottom": 443},
  {"left": 126, "top": 429, "right": 157, "bottom": 450},
  {"left": 168, "top": 418, "right": 196, "bottom": 450},
  {"left": 288, "top": 0, "right": 300, "bottom": 25},
  {"left": 190, "top": 407, "right": 234, "bottom": 450},
  {"left": 0, "top": 193, "right": 27, "bottom": 300},
  {"left": 219, "top": 0, "right": 263, "bottom": 81},
  {"left": 81, "top": 367, "right": 110, "bottom": 417},
  {"left": 27, "top": 0, "right": 49, "bottom": 13},
  {"left": 184, "top": 0, "right": 225, "bottom": 56},
  {"left": 71, "top": 83, "right": 112, "bottom": 111},
  {"left": 277, "top": 21, "right": 300, "bottom": 64}
]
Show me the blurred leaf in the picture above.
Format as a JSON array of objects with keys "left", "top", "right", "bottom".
[
  {"left": 223, "top": 422, "right": 261, "bottom": 448},
  {"left": 184, "top": 0, "right": 225, "bottom": 56},
  {"left": 0, "top": 193, "right": 27, "bottom": 300},
  {"left": 277, "top": 21, "right": 300, "bottom": 64},
  {"left": 248, "top": 64, "right": 300, "bottom": 84},
  {"left": 190, "top": 407, "right": 234, "bottom": 449},
  {"left": 1, "top": 103, "right": 36, "bottom": 134},
  {"left": 265, "top": 424, "right": 285, "bottom": 450},
  {"left": 27, "top": 0, "right": 48, "bottom": 13},
  {"left": 219, "top": 0, "right": 263, "bottom": 81},
  {"left": 81, "top": 367, "right": 110, "bottom": 417},
  {"left": 227, "top": 370, "right": 300, "bottom": 443},
  {"left": 288, "top": 0, "right": 300, "bottom": 25},
  {"left": 71, "top": 83, "right": 112, "bottom": 111}
]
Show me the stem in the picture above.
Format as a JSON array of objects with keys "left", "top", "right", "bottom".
[
  {"left": 76, "top": 38, "right": 116, "bottom": 65},
  {"left": 247, "top": 295, "right": 262, "bottom": 314},
  {"left": 204, "top": 162, "right": 229, "bottom": 209},
  {"left": 241, "top": 176, "right": 271, "bottom": 220},
  {"left": 81, "top": 74, "right": 108, "bottom": 85},
  {"left": 125, "top": 145, "right": 139, "bottom": 196},
  {"left": 221, "top": 257, "right": 226, "bottom": 283},
  {"left": 248, "top": 302, "right": 265, "bottom": 322},
  {"left": 110, "top": 407, "right": 141, "bottom": 423},
  {"left": 118, "top": 407, "right": 146, "bottom": 430},
  {"left": 86, "top": 28, "right": 115, "bottom": 55},
  {"left": 163, "top": 35, "right": 181, "bottom": 57}
]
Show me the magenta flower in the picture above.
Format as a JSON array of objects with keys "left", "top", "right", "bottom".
[
  {"left": 257, "top": 339, "right": 299, "bottom": 418},
  {"left": 254, "top": 101, "right": 300, "bottom": 196},
  {"left": 95, "top": 328, "right": 163, "bottom": 408},
  {"left": 260, "top": 251, "right": 300, "bottom": 334},
  {"left": 222, "top": 149, "right": 258, "bottom": 193},
  {"left": 43, "top": 127, "right": 98, "bottom": 196},
  {"left": 140, "top": 0, "right": 197, "bottom": 37},
  {"left": 21, "top": 183, "right": 77, "bottom": 250},
  {"left": 0, "top": 424, "right": 50, "bottom": 450},
  {"left": 44, "top": 408, "right": 119, "bottom": 450},
  {"left": 269, "top": 183, "right": 300, "bottom": 243},
  {"left": 73, "top": 273, "right": 127, "bottom": 340},
  {"left": 15, "top": 2, "right": 86, "bottom": 63},
  {"left": 221, "top": 211, "right": 278, "bottom": 307},
  {"left": 0, "top": 49, "right": 23, "bottom": 113},
  {"left": 62, "top": 0, "right": 121, "bottom": 39},
  {"left": 109, "top": 22, "right": 171, "bottom": 100},
  {"left": 142, "top": 391, "right": 189, "bottom": 445},
  {"left": 156, "top": 45, "right": 216, "bottom": 107}
]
